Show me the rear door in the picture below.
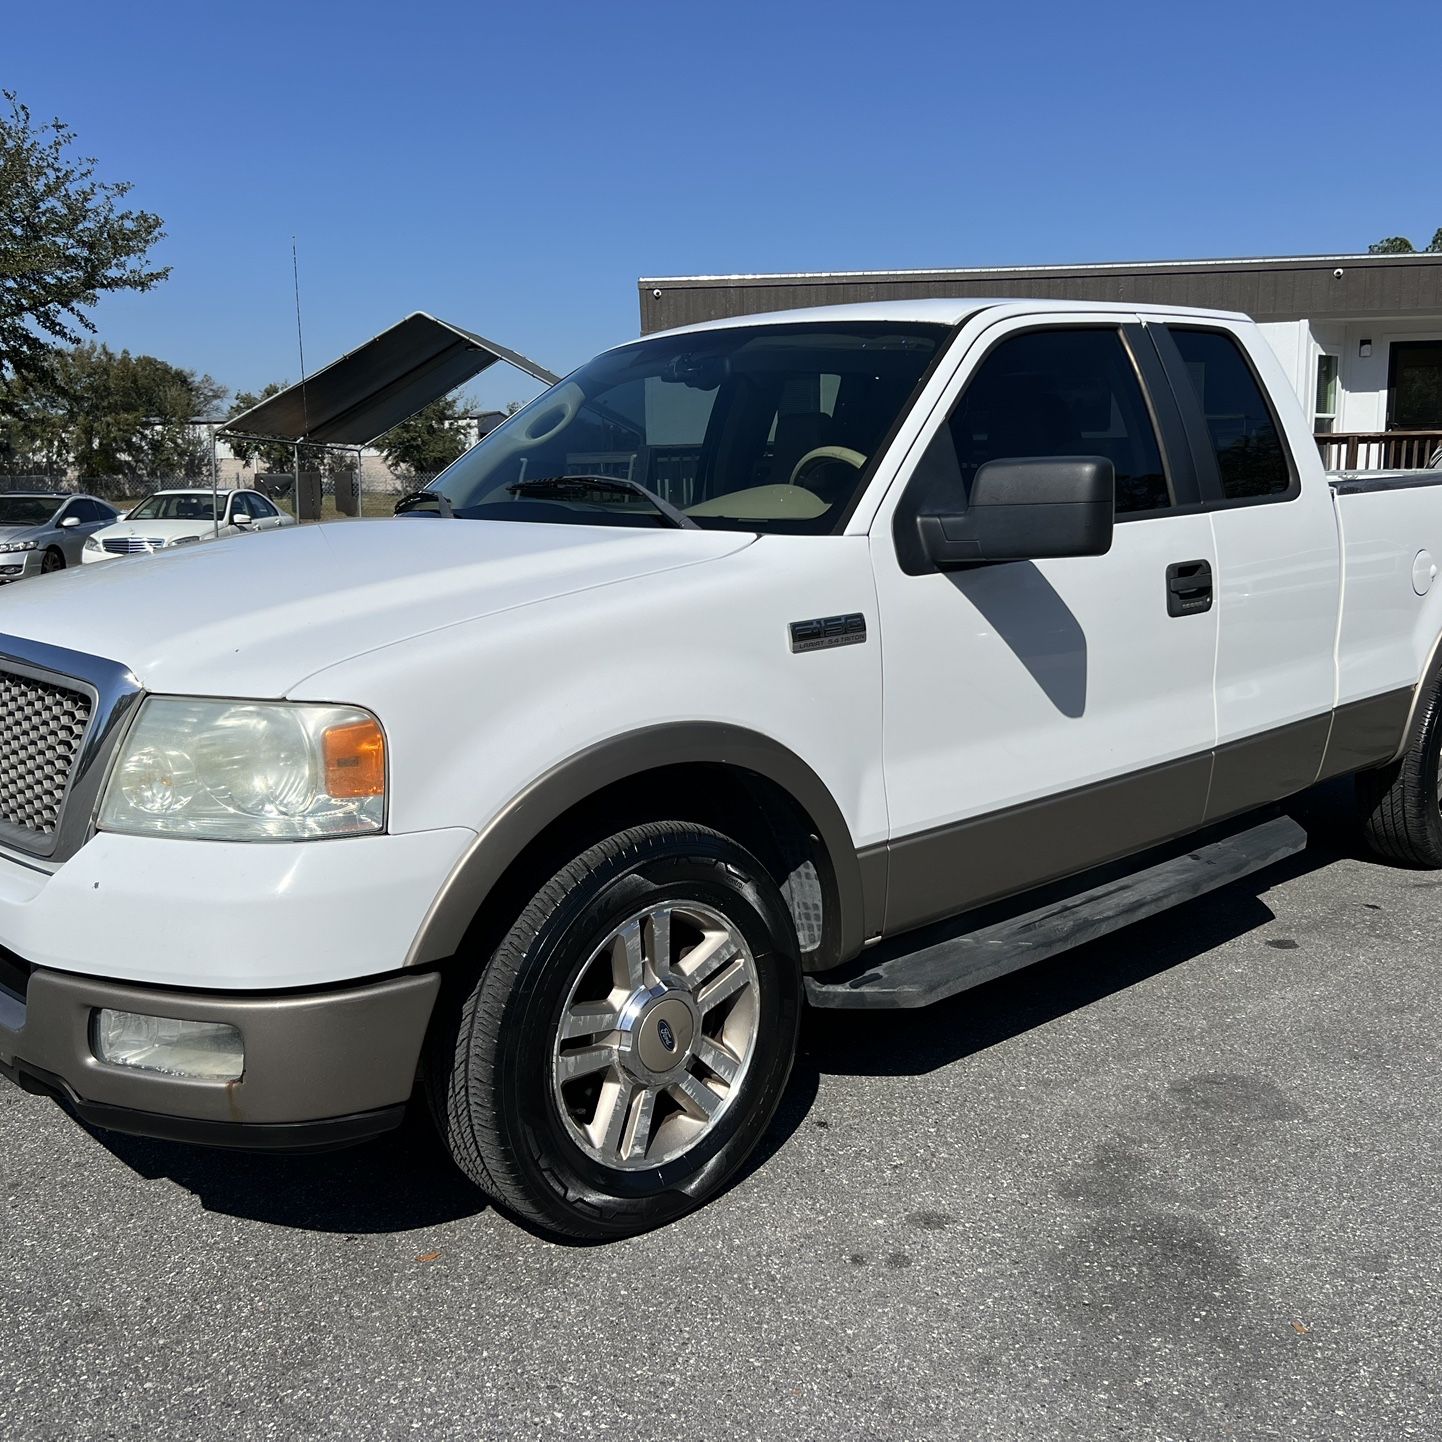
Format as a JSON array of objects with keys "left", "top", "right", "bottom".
[
  {"left": 1145, "top": 319, "right": 1342, "bottom": 820},
  {"left": 869, "top": 312, "right": 1221, "bottom": 935},
  {"left": 249, "top": 493, "right": 286, "bottom": 531}
]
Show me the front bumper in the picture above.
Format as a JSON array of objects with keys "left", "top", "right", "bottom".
[
  {"left": 0, "top": 828, "right": 476, "bottom": 990},
  {"left": 0, "top": 551, "right": 44, "bottom": 583},
  {"left": 0, "top": 961, "right": 440, "bottom": 1149}
]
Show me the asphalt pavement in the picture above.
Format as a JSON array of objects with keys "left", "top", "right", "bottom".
[{"left": 2, "top": 782, "right": 1439, "bottom": 1440}]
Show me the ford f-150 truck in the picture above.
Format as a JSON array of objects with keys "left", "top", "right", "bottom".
[{"left": 3, "top": 299, "right": 1441, "bottom": 1240}]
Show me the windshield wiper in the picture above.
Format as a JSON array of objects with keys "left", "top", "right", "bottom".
[
  {"left": 395, "top": 489, "right": 455, "bottom": 518},
  {"left": 506, "top": 475, "right": 697, "bottom": 531}
]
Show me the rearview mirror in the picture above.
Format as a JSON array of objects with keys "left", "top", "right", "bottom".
[
  {"left": 232, "top": 512, "right": 254, "bottom": 526},
  {"left": 917, "top": 456, "right": 1115, "bottom": 568},
  {"left": 58, "top": 515, "right": 81, "bottom": 529}
]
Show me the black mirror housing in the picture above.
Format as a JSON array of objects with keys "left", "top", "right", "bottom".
[{"left": 918, "top": 456, "right": 1115, "bottom": 568}]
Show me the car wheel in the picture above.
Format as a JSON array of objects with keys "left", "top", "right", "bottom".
[
  {"left": 1357, "top": 667, "right": 1442, "bottom": 867},
  {"left": 40, "top": 548, "right": 65, "bottom": 574},
  {"left": 426, "top": 822, "right": 802, "bottom": 1240}
]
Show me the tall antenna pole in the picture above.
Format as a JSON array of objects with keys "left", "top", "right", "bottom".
[
  {"left": 209, "top": 422, "right": 219, "bottom": 540},
  {"left": 292, "top": 236, "right": 310, "bottom": 519}
]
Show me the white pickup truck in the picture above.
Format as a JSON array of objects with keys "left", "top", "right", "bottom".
[{"left": 3, "top": 299, "right": 1441, "bottom": 1239}]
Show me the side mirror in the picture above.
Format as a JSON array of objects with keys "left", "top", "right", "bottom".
[
  {"left": 232, "top": 511, "right": 254, "bottom": 526},
  {"left": 917, "top": 456, "right": 1115, "bottom": 568},
  {"left": 58, "top": 515, "right": 81, "bottom": 529}
]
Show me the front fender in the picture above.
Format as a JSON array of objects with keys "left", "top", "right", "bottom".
[{"left": 403, "top": 721, "right": 881, "bottom": 968}]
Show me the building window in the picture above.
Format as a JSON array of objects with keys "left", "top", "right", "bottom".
[
  {"left": 1388, "top": 341, "right": 1442, "bottom": 430},
  {"left": 1314, "top": 354, "right": 1339, "bottom": 434}
]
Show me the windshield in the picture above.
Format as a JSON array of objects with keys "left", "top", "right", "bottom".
[
  {"left": 428, "top": 321, "right": 945, "bottom": 533},
  {"left": 127, "top": 494, "right": 221, "bottom": 522},
  {"left": 0, "top": 497, "right": 61, "bottom": 526}
]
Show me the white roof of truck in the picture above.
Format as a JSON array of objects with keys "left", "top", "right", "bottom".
[{"left": 644, "top": 297, "right": 1252, "bottom": 342}]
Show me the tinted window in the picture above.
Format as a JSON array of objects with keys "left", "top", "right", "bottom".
[
  {"left": 939, "top": 327, "right": 1170, "bottom": 515},
  {"left": 1169, "top": 328, "right": 1291, "bottom": 501},
  {"left": 250, "top": 494, "right": 278, "bottom": 518}
]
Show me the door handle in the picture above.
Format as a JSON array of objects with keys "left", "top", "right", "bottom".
[{"left": 1165, "top": 559, "right": 1213, "bottom": 617}]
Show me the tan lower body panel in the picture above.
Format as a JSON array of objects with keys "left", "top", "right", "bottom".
[{"left": 872, "top": 687, "right": 1412, "bottom": 941}]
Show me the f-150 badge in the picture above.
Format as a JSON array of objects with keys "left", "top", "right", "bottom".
[{"left": 789, "top": 614, "right": 867, "bottom": 653}]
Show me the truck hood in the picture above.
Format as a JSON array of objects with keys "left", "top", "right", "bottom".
[{"left": 0, "top": 519, "right": 755, "bottom": 696}]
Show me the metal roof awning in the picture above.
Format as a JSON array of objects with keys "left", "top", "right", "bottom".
[{"left": 222, "top": 312, "right": 561, "bottom": 446}]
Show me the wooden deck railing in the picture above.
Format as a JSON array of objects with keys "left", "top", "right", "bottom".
[{"left": 1316, "top": 430, "right": 1442, "bottom": 471}]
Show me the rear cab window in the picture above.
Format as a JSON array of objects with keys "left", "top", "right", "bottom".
[{"left": 1165, "top": 327, "right": 1296, "bottom": 504}]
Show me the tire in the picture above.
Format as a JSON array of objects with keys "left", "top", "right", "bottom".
[
  {"left": 1357, "top": 669, "right": 1442, "bottom": 867},
  {"left": 40, "top": 548, "right": 65, "bottom": 574},
  {"left": 426, "top": 822, "right": 802, "bottom": 1240}
]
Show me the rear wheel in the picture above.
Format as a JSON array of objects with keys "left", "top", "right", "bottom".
[
  {"left": 1357, "top": 669, "right": 1442, "bottom": 867},
  {"left": 426, "top": 822, "right": 801, "bottom": 1239},
  {"left": 40, "top": 548, "right": 64, "bottom": 574}
]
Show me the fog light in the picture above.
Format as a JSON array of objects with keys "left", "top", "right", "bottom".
[{"left": 93, "top": 1009, "right": 244, "bottom": 1081}]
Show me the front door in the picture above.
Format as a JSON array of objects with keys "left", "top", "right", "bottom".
[{"left": 870, "top": 314, "right": 1220, "bottom": 935}]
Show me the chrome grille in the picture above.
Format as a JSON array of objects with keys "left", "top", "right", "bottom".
[
  {"left": 102, "top": 537, "right": 162, "bottom": 555},
  {"left": 0, "top": 670, "right": 94, "bottom": 838}
]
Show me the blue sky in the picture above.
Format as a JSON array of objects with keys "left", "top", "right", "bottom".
[{"left": 7, "top": 0, "right": 1440, "bottom": 409}]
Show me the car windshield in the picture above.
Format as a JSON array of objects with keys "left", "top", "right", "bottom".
[
  {"left": 428, "top": 321, "right": 945, "bottom": 533},
  {"left": 127, "top": 494, "right": 221, "bottom": 521},
  {"left": 0, "top": 497, "right": 61, "bottom": 526}
]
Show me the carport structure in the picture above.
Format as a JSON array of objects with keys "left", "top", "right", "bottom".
[{"left": 220, "top": 312, "right": 560, "bottom": 518}]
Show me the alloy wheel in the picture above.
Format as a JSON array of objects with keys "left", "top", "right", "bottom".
[{"left": 550, "top": 900, "right": 760, "bottom": 1171}]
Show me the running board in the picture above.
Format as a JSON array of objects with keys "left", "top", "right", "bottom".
[{"left": 805, "top": 814, "right": 1308, "bottom": 1010}]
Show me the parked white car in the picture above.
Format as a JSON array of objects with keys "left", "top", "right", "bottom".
[
  {"left": 4, "top": 299, "right": 1442, "bottom": 1242},
  {"left": 81, "top": 488, "right": 291, "bottom": 562}
]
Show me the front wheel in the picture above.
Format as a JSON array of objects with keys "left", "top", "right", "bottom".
[
  {"left": 426, "top": 822, "right": 802, "bottom": 1239},
  {"left": 40, "top": 548, "right": 65, "bottom": 574}
]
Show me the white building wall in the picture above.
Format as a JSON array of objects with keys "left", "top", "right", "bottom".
[
  {"left": 1255, "top": 316, "right": 1442, "bottom": 435},
  {"left": 1332, "top": 318, "right": 1442, "bottom": 432},
  {"left": 1256, "top": 320, "right": 1316, "bottom": 417}
]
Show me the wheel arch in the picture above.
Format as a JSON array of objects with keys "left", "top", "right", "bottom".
[
  {"left": 405, "top": 723, "right": 880, "bottom": 975},
  {"left": 1391, "top": 622, "right": 1442, "bottom": 763}
]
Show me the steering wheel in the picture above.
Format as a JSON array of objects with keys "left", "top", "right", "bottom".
[{"left": 789, "top": 446, "right": 867, "bottom": 490}]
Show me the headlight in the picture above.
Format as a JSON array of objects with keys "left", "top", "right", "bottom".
[
  {"left": 84, "top": 536, "right": 104, "bottom": 552},
  {"left": 98, "top": 698, "right": 386, "bottom": 841},
  {"left": 0, "top": 539, "right": 37, "bottom": 553},
  {"left": 165, "top": 536, "right": 202, "bottom": 547}
]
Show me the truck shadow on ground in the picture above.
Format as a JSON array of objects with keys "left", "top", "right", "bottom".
[{"left": 83, "top": 785, "right": 1367, "bottom": 1238}]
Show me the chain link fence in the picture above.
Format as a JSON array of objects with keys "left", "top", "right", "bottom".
[{"left": 0, "top": 472, "right": 437, "bottom": 521}]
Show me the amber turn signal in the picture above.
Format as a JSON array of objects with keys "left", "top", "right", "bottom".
[{"left": 323, "top": 717, "right": 386, "bottom": 798}]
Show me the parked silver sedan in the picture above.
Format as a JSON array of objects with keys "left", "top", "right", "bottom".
[{"left": 0, "top": 493, "right": 122, "bottom": 583}]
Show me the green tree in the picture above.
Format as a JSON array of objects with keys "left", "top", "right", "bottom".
[
  {"left": 0, "top": 92, "right": 168, "bottom": 399},
  {"left": 374, "top": 393, "right": 471, "bottom": 478},
  {"left": 1368, "top": 228, "right": 1442, "bottom": 254},
  {"left": 0, "top": 343, "right": 224, "bottom": 479}
]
